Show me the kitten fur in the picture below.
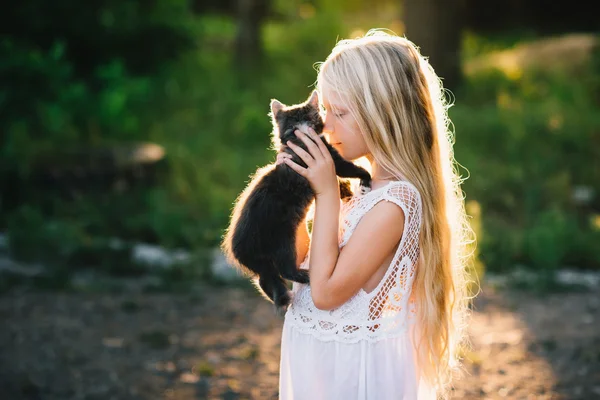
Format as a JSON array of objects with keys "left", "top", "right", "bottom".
[{"left": 221, "top": 90, "right": 372, "bottom": 314}]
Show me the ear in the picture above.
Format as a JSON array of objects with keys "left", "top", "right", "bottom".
[
  {"left": 270, "top": 99, "right": 284, "bottom": 117},
  {"left": 307, "top": 90, "right": 319, "bottom": 108}
]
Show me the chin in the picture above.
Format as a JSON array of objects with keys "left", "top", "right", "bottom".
[
  {"left": 340, "top": 150, "right": 362, "bottom": 161},
  {"left": 334, "top": 144, "right": 364, "bottom": 161},
  {"left": 334, "top": 146, "right": 349, "bottom": 160}
]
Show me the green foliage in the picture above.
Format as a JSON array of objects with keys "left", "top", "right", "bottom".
[
  {"left": 0, "top": 0, "right": 197, "bottom": 200},
  {"left": 525, "top": 208, "right": 571, "bottom": 271},
  {"left": 1, "top": 1, "right": 599, "bottom": 286},
  {"left": 462, "top": 29, "right": 539, "bottom": 61},
  {"left": 7, "top": 205, "right": 85, "bottom": 266},
  {"left": 0, "top": 41, "right": 153, "bottom": 169},
  {"left": 453, "top": 44, "right": 600, "bottom": 273}
]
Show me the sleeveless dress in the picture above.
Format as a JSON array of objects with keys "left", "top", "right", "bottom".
[{"left": 279, "top": 180, "right": 436, "bottom": 400}]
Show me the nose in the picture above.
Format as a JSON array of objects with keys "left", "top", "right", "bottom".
[{"left": 323, "top": 113, "right": 335, "bottom": 137}]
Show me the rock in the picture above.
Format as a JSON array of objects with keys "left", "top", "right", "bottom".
[
  {"left": 102, "top": 337, "right": 125, "bottom": 349},
  {"left": 0, "top": 256, "right": 44, "bottom": 277},
  {"left": 179, "top": 372, "right": 199, "bottom": 384},
  {"left": 556, "top": 269, "right": 600, "bottom": 289},
  {"left": 131, "top": 243, "right": 191, "bottom": 269},
  {"left": 210, "top": 248, "right": 245, "bottom": 282}
]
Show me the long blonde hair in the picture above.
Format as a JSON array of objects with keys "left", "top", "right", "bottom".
[{"left": 316, "top": 30, "right": 475, "bottom": 396}]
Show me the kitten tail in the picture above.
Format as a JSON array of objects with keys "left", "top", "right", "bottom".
[{"left": 252, "top": 274, "right": 292, "bottom": 315}]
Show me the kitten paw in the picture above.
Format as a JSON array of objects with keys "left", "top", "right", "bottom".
[
  {"left": 274, "top": 290, "right": 292, "bottom": 311},
  {"left": 281, "top": 269, "right": 310, "bottom": 284},
  {"left": 359, "top": 179, "right": 372, "bottom": 195}
]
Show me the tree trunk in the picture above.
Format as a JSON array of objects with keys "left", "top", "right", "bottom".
[
  {"left": 234, "top": 0, "right": 269, "bottom": 71},
  {"left": 403, "top": 0, "right": 464, "bottom": 91}
]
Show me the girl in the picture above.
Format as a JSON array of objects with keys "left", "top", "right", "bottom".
[{"left": 276, "top": 30, "right": 474, "bottom": 399}]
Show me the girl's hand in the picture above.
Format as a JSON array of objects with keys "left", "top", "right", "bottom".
[
  {"left": 275, "top": 152, "right": 292, "bottom": 165},
  {"left": 283, "top": 128, "right": 338, "bottom": 197}
]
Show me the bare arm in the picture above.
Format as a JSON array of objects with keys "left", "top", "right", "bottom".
[
  {"left": 308, "top": 191, "right": 341, "bottom": 301},
  {"left": 310, "top": 192, "right": 406, "bottom": 310},
  {"left": 295, "top": 216, "right": 311, "bottom": 266}
]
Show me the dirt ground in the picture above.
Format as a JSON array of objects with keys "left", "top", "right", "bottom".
[{"left": 0, "top": 280, "right": 599, "bottom": 400}]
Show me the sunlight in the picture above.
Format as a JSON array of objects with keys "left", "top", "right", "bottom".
[
  {"left": 547, "top": 115, "right": 563, "bottom": 132},
  {"left": 299, "top": 3, "right": 315, "bottom": 19},
  {"left": 592, "top": 214, "right": 600, "bottom": 231},
  {"left": 467, "top": 299, "right": 559, "bottom": 398},
  {"left": 349, "top": 29, "right": 366, "bottom": 39},
  {"left": 464, "top": 33, "right": 598, "bottom": 78}
]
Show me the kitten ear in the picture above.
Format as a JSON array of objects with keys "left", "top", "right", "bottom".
[
  {"left": 307, "top": 90, "right": 319, "bottom": 108},
  {"left": 270, "top": 99, "right": 284, "bottom": 117}
]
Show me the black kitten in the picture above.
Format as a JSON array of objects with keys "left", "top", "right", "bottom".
[{"left": 221, "top": 90, "right": 372, "bottom": 313}]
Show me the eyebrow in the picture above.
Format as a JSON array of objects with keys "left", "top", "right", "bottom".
[{"left": 325, "top": 103, "right": 347, "bottom": 111}]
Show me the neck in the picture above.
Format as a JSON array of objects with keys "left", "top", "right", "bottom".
[{"left": 366, "top": 154, "right": 396, "bottom": 181}]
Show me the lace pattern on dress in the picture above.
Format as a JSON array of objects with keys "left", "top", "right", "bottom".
[{"left": 286, "top": 181, "right": 423, "bottom": 343}]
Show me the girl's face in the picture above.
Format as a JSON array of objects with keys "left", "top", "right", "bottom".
[{"left": 320, "top": 86, "right": 369, "bottom": 161}]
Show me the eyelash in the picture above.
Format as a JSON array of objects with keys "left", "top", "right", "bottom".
[{"left": 320, "top": 105, "right": 344, "bottom": 118}]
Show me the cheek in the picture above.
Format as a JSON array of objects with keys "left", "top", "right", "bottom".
[
  {"left": 347, "top": 133, "right": 369, "bottom": 159},
  {"left": 339, "top": 140, "right": 366, "bottom": 160}
]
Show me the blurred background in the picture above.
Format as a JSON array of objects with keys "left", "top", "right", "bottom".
[{"left": 0, "top": 1, "right": 599, "bottom": 399}]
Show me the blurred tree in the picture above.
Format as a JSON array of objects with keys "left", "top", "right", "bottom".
[
  {"left": 190, "top": 0, "right": 271, "bottom": 79},
  {"left": 234, "top": 0, "right": 271, "bottom": 70},
  {"left": 0, "top": 1, "right": 195, "bottom": 79},
  {"left": 403, "top": 0, "right": 464, "bottom": 90},
  {"left": 192, "top": 0, "right": 237, "bottom": 14},
  {"left": 463, "top": 0, "right": 598, "bottom": 34}
]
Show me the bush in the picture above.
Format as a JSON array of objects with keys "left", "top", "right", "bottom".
[{"left": 453, "top": 41, "right": 600, "bottom": 272}]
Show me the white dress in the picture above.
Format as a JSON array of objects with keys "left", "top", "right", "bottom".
[{"left": 279, "top": 180, "right": 436, "bottom": 400}]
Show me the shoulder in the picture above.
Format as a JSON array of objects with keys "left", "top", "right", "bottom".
[
  {"left": 358, "top": 198, "right": 406, "bottom": 233},
  {"left": 378, "top": 181, "right": 422, "bottom": 220},
  {"left": 350, "top": 182, "right": 416, "bottom": 239}
]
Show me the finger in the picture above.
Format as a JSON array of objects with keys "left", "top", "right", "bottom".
[
  {"left": 276, "top": 153, "right": 291, "bottom": 162},
  {"left": 277, "top": 154, "right": 293, "bottom": 165},
  {"left": 283, "top": 158, "right": 307, "bottom": 176},
  {"left": 295, "top": 130, "right": 324, "bottom": 160},
  {"left": 287, "top": 141, "right": 315, "bottom": 167},
  {"left": 308, "top": 128, "right": 332, "bottom": 161}
]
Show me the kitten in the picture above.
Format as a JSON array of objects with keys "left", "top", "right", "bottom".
[{"left": 221, "top": 90, "right": 372, "bottom": 313}]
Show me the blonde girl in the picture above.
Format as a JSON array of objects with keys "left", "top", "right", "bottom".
[{"left": 275, "top": 29, "right": 474, "bottom": 399}]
